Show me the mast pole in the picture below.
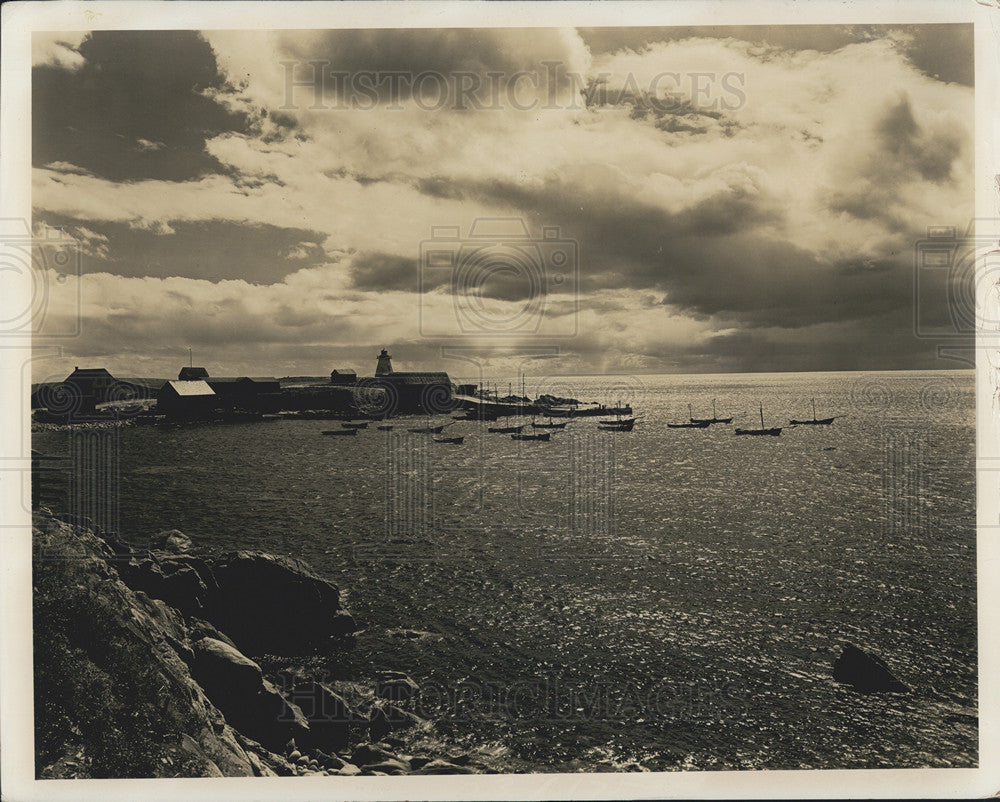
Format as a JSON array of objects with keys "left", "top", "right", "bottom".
[{"left": 760, "top": 402, "right": 765, "bottom": 430}]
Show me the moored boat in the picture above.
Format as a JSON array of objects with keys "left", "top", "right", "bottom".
[
  {"left": 321, "top": 429, "right": 357, "bottom": 436},
  {"left": 690, "top": 399, "right": 733, "bottom": 425},
  {"left": 735, "top": 403, "right": 782, "bottom": 436},
  {"left": 434, "top": 435, "right": 464, "bottom": 444},
  {"left": 790, "top": 399, "right": 836, "bottom": 426},
  {"left": 512, "top": 432, "right": 550, "bottom": 441}
]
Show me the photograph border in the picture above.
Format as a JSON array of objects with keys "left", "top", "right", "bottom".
[{"left": 2, "top": 1, "right": 997, "bottom": 799}]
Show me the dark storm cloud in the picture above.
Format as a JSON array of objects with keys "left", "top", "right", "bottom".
[
  {"left": 419, "top": 173, "right": 916, "bottom": 329},
  {"left": 277, "top": 28, "right": 585, "bottom": 106},
  {"left": 33, "top": 31, "right": 252, "bottom": 181},
  {"left": 681, "top": 310, "right": 949, "bottom": 373},
  {"left": 579, "top": 24, "right": 973, "bottom": 86},
  {"left": 37, "top": 213, "right": 329, "bottom": 283},
  {"left": 350, "top": 252, "right": 423, "bottom": 292}
]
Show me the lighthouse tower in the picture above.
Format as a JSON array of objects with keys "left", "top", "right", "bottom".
[{"left": 375, "top": 348, "right": 394, "bottom": 376}]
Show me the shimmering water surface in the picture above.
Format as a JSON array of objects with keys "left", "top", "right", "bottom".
[{"left": 34, "top": 369, "right": 977, "bottom": 771}]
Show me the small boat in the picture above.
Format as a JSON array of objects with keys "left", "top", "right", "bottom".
[
  {"left": 667, "top": 419, "right": 710, "bottom": 429},
  {"left": 434, "top": 436, "right": 464, "bottom": 444},
  {"left": 321, "top": 429, "right": 357, "bottom": 436},
  {"left": 377, "top": 424, "right": 394, "bottom": 431},
  {"left": 735, "top": 403, "right": 782, "bottom": 437},
  {"left": 599, "top": 417, "right": 636, "bottom": 426},
  {"left": 599, "top": 419, "right": 635, "bottom": 431},
  {"left": 488, "top": 424, "right": 524, "bottom": 434},
  {"left": 790, "top": 399, "right": 836, "bottom": 426},
  {"left": 532, "top": 420, "right": 567, "bottom": 429},
  {"left": 408, "top": 425, "right": 446, "bottom": 434},
  {"left": 690, "top": 399, "right": 733, "bottom": 425},
  {"left": 342, "top": 421, "right": 369, "bottom": 429},
  {"left": 512, "top": 432, "right": 550, "bottom": 441}
]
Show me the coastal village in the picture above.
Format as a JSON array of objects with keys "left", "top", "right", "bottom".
[{"left": 30, "top": 348, "right": 628, "bottom": 425}]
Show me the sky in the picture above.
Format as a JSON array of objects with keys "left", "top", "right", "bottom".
[{"left": 30, "top": 25, "right": 973, "bottom": 381}]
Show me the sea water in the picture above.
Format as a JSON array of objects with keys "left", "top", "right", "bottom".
[{"left": 33, "top": 369, "right": 977, "bottom": 770}]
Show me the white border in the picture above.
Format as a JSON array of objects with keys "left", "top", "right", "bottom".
[{"left": 1, "top": 1, "right": 996, "bottom": 799}]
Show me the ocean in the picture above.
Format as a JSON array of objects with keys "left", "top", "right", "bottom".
[{"left": 33, "top": 369, "right": 978, "bottom": 771}]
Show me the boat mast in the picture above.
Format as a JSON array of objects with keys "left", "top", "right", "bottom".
[
  {"left": 713, "top": 398, "right": 717, "bottom": 420},
  {"left": 759, "top": 402, "right": 765, "bottom": 431},
  {"left": 812, "top": 398, "right": 817, "bottom": 422},
  {"left": 688, "top": 402, "right": 693, "bottom": 422}
]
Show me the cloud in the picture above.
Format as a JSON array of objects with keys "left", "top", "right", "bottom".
[
  {"left": 29, "top": 27, "right": 974, "bottom": 377},
  {"left": 33, "top": 31, "right": 251, "bottom": 181},
  {"left": 32, "top": 32, "right": 87, "bottom": 70}
]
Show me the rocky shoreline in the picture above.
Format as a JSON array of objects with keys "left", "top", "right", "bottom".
[{"left": 32, "top": 510, "right": 485, "bottom": 778}]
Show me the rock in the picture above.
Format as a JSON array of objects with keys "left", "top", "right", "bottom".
[
  {"left": 351, "top": 743, "right": 399, "bottom": 767},
  {"left": 152, "top": 529, "right": 194, "bottom": 554},
  {"left": 369, "top": 703, "right": 425, "bottom": 741},
  {"left": 190, "top": 637, "right": 264, "bottom": 703},
  {"left": 413, "top": 759, "right": 476, "bottom": 775},
  {"left": 287, "top": 750, "right": 302, "bottom": 762},
  {"left": 188, "top": 618, "right": 239, "bottom": 651},
  {"left": 833, "top": 642, "right": 910, "bottom": 693},
  {"left": 32, "top": 511, "right": 260, "bottom": 777},
  {"left": 338, "top": 763, "right": 362, "bottom": 776},
  {"left": 365, "top": 770, "right": 389, "bottom": 776},
  {"left": 375, "top": 671, "right": 420, "bottom": 702},
  {"left": 284, "top": 680, "right": 361, "bottom": 752},
  {"left": 124, "top": 557, "right": 210, "bottom": 616},
  {"left": 188, "top": 638, "right": 311, "bottom": 751},
  {"left": 447, "top": 752, "right": 471, "bottom": 766},
  {"left": 408, "top": 756, "right": 433, "bottom": 770},
  {"left": 204, "top": 551, "right": 355, "bottom": 656},
  {"left": 363, "top": 759, "right": 409, "bottom": 775}
]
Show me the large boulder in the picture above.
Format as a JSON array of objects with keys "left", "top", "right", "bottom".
[
  {"left": 375, "top": 671, "right": 420, "bottom": 703},
  {"left": 833, "top": 642, "right": 910, "bottom": 693},
  {"left": 369, "top": 701, "right": 425, "bottom": 741},
  {"left": 188, "top": 637, "right": 311, "bottom": 751},
  {"left": 190, "top": 637, "right": 264, "bottom": 702},
  {"left": 283, "top": 680, "right": 363, "bottom": 752},
  {"left": 204, "top": 551, "right": 355, "bottom": 656},
  {"left": 152, "top": 529, "right": 194, "bottom": 554},
  {"left": 124, "top": 556, "right": 212, "bottom": 617}
]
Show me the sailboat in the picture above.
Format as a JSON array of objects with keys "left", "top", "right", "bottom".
[
  {"left": 408, "top": 423, "right": 447, "bottom": 434},
  {"left": 668, "top": 404, "right": 711, "bottom": 428},
  {"left": 599, "top": 402, "right": 637, "bottom": 431},
  {"left": 512, "top": 431, "right": 550, "bottom": 441},
  {"left": 532, "top": 419, "right": 568, "bottom": 429},
  {"left": 690, "top": 399, "right": 733, "bottom": 425},
  {"left": 790, "top": 399, "right": 836, "bottom": 426},
  {"left": 341, "top": 420, "right": 369, "bottom": 429},
  {"left": 434, "top": 435, "right": 464, "bottom": 444},
  {"left": 488, "top": 379, "right": 524, "bottom": 434},
  {"left": 734, "top": 403, "right": 782, "bottom": 436}
]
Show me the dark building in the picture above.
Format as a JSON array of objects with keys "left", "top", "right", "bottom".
[
  {"left": 330, "top": 369, "right": 357, "bottom": 386},
  {"left": 205, "top": 377, "right": 280, "bottom": 410},
  {"left": 156, "top": 380, "right": 218, "bottom": 418},
  {"left": 64, "top": 367, "right": 116, "bottom": 414},
  {"left": 367, "top": 349, "right": 453, "bottom": 414},
  {"left": 179, "top": 366, "right": 210, "bottom": 380}
]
